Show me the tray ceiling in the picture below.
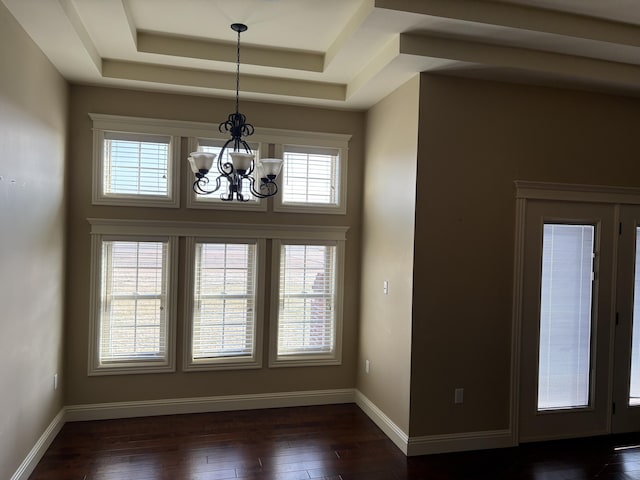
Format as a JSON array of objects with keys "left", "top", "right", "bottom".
[{"left": 4, "top": 0, "right": 640, "bottom": 109}]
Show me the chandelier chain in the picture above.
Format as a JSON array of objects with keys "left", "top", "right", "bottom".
[{"left": 235, "top": 27, "right": 241, "bottom": 115}]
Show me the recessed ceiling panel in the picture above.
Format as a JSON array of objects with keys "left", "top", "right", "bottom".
[{"left": 126, "top": 0, "right": 364, "bottom": 51}]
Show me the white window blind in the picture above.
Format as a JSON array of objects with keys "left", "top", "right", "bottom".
[
  {"left": 277, "top": 243, "right": 337, "bottom": 357},
  {"left": 103, "top": 132, "right": 170, "bottom": 196},
  {"left": 630, "top": 228, "right": 640, "bottom": 406},
  {"left": 282, "top": 146, "right": 339, "bottom": 205},
  {"left": 195, "top": 138, "right": 259, "bottom": 202},
  {"left": 538, "top": 224, "right": 595, "bottom": 410},
  {"left": 99, "top": 240, "right": 169, "bottom": 363},
  {"left": 192, "top": 242, "right": 257, "bottom": 361}
]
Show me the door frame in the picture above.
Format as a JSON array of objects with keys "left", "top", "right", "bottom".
[
  {"left": 510, "top": 181, "right": 640, "bottom": 445},
  {"left": 612, "top": 205, "right": 640, "bottom": 433}
]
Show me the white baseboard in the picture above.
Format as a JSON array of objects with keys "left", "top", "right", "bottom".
[
  {"left": 354, "top": 390, "right": 410, "bottom": 454},
  {"left": 354, "top": 390, "right": 514, "bottom": 456},
  {"left": 407, "top": 429, "right": 514, "bottom": 456},
  {"left": 15, "top": 388, "right": 515, "bottom": 479},
  {"left": 65, "top": 388, "right": 356, "bottom": 422},
  {"left": 11, "top": 408, "right": 66, "bottom": 480}
]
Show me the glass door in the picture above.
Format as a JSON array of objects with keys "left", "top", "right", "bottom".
[
  {"left": 613, "top": 206, "right": 640, "bottom": 433},
  {"left": 519, "top": 201, "right": 616, "bottom": 442}
]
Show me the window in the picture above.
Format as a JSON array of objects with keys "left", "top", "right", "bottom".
[
  {"left": 273, "top": 144, "right": 347, "bottom": 214},
  {"left": 270, "top": 240, "right": 344, "bottom": 366},
  {"left": 90, "top": 114, "right": 180, "bottom": 207},
  {"left": 184, "top": 238, "right": 264, "bottom": 370},
  {"left": 282, "top": 146, "right": 339, "bottom": 204},
  {"left": 186, "top": 137, "right": 266, "bottom": 211},
  {"left": 103, "top": 133, "right": 170, "bottom": 195},
  {"left": 89, "top": 235, "right": 177, "bottom": 375},
  {"left": 90, "top": 114, "right": 351, "bottom": 212},
  {"left": 89, "top": 219, "right": 347, "bottom": 372}
]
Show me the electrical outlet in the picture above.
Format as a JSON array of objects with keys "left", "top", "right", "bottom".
[
  {"left": 53, "top": 373, "right": 59, "bottom": 391},
  {"left": 365, "top": 359, "right": 370, "bottom": 374}
]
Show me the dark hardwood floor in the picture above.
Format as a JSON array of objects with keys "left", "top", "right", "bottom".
[{"left": 28, "top": 403, "right": 640, "bottom": 480}]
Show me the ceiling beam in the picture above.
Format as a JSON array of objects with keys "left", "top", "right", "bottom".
[
  {"left": 400, "top": 32, "right": 640, "bottom": 90},
  {"left": 102, "top": 59, "right": 346, "bottom": 101},
  {"left": 376, "top": 0, "right": 640, "bottom": 47},
  {"left": 137, "top": 31, "right": 325, "bottom": 73}
]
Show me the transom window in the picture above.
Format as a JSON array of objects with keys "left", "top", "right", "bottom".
[
  {"left": 186, "top": 137, "right": 265, "bottom": 210},
  {"left": 281, "top": 146, "right": 339, "bottom": 205},
  {"left": 90, "top": 114, "right": 180, "bottom": 208},
  {"left": 91, "top": 114, "right": 350, "bottom": 212},
  {"left": 103, "top": 132, "right": 170, "bottom": 197},
  {"left": 273, "top": 145, "right": 346, "bottom": 214}
]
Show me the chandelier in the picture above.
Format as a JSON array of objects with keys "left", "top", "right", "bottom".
[{"left": 188, "top": 23, "right": 283, "bottom": 201}]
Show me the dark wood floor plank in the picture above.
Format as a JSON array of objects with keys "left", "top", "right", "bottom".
[{"left": 27, "top": 404, "right": 640, "bottom": 480}]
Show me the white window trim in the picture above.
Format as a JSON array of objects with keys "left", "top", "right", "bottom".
[
  {"left": 185, "top": 137, "right": 268, "bottom": 211},
  {"left": 90, "top": 115, "right": 351, "bottom": 213},
  {"left": 87, "top": 218, "right": 350, "bottom": 241},
  {"left": 515, "top": 180, "right": 640, "bottom": 204},
  {"left": 88, "top": 232, "right": 178, "bottom": 376},
  {"left": 183, "top": 236, "right": 266, "bottom": 371},
  {"left": 90, "top": 114, "right": 181, "bottom": 208},
  {"left": 269, "top": 238, "right": 345, "bottom": 368},
  {"left": 87, "top": 218, "right": 348, "bottom": 372}
]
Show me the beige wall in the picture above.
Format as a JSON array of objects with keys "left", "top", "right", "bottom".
[
  {"left": 357, "top": 76, "right": 420, "bottom": 433},
  {"left": 409, "top": 73, "right": 640, "bottom": 437},
  {"left": 7, "top": 11, "right": 640, "bottom": 468},
  {"left": 0, "top": 3, "right": 68, "bottom": 478},
  {"left": 65, "top": 85, "right": 364, "bottom": 405}
]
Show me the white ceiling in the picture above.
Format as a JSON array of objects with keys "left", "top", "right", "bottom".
[{"left": 4, "top": 0, "right": 640, "bottom": 110}]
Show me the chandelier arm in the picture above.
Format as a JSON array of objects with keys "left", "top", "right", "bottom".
[
  {"left": 239, "top": 139, "right": 252, "bottom": 153},
  {"left": 192, "top": 174, "right": 223, "bottom": 195},
  {"left": 216, "top": 137, "right": 236, "bottom": 176},
  {"left": 247, "top": 174, "right": 279, "bottom": 198}
]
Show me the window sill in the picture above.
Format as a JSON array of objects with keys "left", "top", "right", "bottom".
[
  {"left": 88, "top": 362, "right": 175, "bottom": 376},
  {"left": 183, "top": 359, "right": 262, "bottom": 372},
  {"left": 269, "top": 356, "right": 341, "bottom": 368}
]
